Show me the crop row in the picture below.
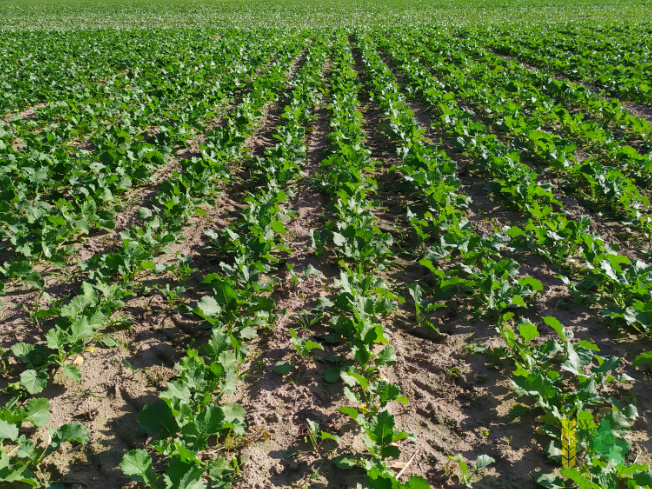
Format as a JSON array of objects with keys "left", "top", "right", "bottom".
[
  {"left": 469, "top": 22, "right": 652, "bottom": 106},
  {"left": 0, "top": 31, "right": 309, "bottom": 487},
  {"left": 375, "top": 31, "right": 652, "bottom": 341},
  {"left": 1, "top": 26, "right": 651, "bottom": 489},
  {"left": 356, "top": 31, "right": 652, "bottom": 488}
]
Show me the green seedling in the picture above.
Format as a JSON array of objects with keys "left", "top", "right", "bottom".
[
  {"left": 275, "top": 328, "right": 324, "bottom": 382},
  {"left": 114, "top": 359, "right": 141, "bottom": 378},
  {"left": 289, "top": 328, "right": 323, "bottom": 362},
  {"left": 0, "top": 398, "right": 89, "bottom": 488},
  {"left": 294, "top": 309, "right": 323, "bottom": 332},
  {"left": 407, "top": 282, "right": 444, "bottom": 331},
  {"left": 19, "top": 288, "right": 66, "bottom": 332},
  {"left": 445, "top": 454, "right": 495, "bottom": 488},
  {"left": 284, "top": 418, "right": 340, "bottom": 458},
  {"left": 155, "top": 283, "right": 187, "bottom": 309}
]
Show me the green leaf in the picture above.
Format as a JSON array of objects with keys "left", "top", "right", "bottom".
[
  {"left": 323, "top": 367, "right": 342, "bottom": 383},
  {"left": 120, "top": 449, "right": 158, "bottom": 487},
  {"left": 369, "top": 410, "right": 396, "bottom": 444},
  {"left": 0, "top": 419, "right": 19, "bottom": 441},
  {"left": 22, "top": 272, "right": 44, "bottom": 289},
  {"left": 270, "top": 221, "right": 287, "bottom": 234},
  {"left": 274, "top": 361, "right": 294, "bottom": 375},
  {"left": 137, "top": 207, "right": 153, "bottom": 220},
  {"left": 511, "top": 295, "right": 526, "bottom": 308},
  {"left": 213, "top": 282, "right": 238, "bottom": 308},
  {"left": 332, "top": 232, "right": 347, "bottom": 247},
  {"left": 63, "top": 364, "right": 82, "bottom": 383},
  {"left": 375, "top": 345, "right": 397, "bottom": 366},
  {"left": 163, "top": 457, "right": 205, "bottom": 489},
  {"left": 510, "top": 404, "right": 529, "bottom": 417},
  {"left": 560, "top": 467, "right": 600, "bottom": 488},
  {"left": 365, "top": 466, "right": 430, "bottom": 488},
  {"left": 591, "top": 419, "right": 629, "bottom": 464},
  {"left": 633, "top": 470, "right": 652, "bottom": 488},
  {"left": 518, "top": 322, "right": 538, "bottom": 343},
  {"left": 633, "top": 351, "right": 652, "bottom": 368},
  {"left": 306, "top": 418, "right": 319, "bottom": 435},
  {"left": 0, "top": 450, "right": 38, "bottom": 486},
  {"left": 49, "top": 422, "right": 89, "bottom": 449},
  {"left": 334, "top": 454, "right": 357, "bottom": 469},
  {"left": 304, "top": 340, "right": 323, "bottom": 353},
  {"left": 404, "top": 477, "right": 431, "bottom": 489},
  {"left": 518, "top": 276, "right": 543, "bottom": 292},
  {"left": 283, "top": 449, "right": 299, "bottom": 458},
  {"left": 474, "top": 454, "right": 495, "bottom": 470},
  {"left": 543, "top": 316, "right": 565, "bottom": 341},
  {"left": 338, "top": 406, "right": 364, "bottom": 425},
  {"left": 98, "top": 336, "right": 118, "bottom": 348},
  {"left": 375, "top": 382, "right": 406, "bottom": 406},
  {"left": 194, "top": 296, "right": 221, "bottom": 319},
  {"left": 536, "top": 472, "right": 568, "bottom": 489},
  {"left": 161, "top": 380, "right": 192, "bottom": 408},
  {"left": 303, "top": 265, "right": 322, "bottom": 276},
  {"left": 139, "top": 401, "right": 178, "bottom": 437},
  {"left": 20, "top": 369, "right": 48, "bottom": 395},
  {"left": 602, "top": 410, "right": 633, "bottom": 437},
  {"left": 239, "top": 326, "right": 257, "bottom": 340},
  {"left": 221, "top": 403, "right": 246, "bottom": 436},
  {"left": 181, "top": 405, "right": 226, "bottom": 449},
  {"left": 320, "top": 431, "right": 340, "bottom": 444},
  {"left": 25, "top": 398, "right": 50, "bottom": 427}
]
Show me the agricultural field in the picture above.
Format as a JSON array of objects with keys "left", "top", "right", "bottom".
[{"left": 1, "top": 1, "right": 652, "bottom": 488}]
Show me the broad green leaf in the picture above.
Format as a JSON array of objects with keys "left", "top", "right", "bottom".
[
  {"left": 591, "top": 419, "right": 629, "bottom": 464},
  {"left": 137, "top": 207, "right": 153, "bottom": 220},
  {"left": 560, "top": 467, "right": 600, "bottom": 488},
  {"left": 633, "top": 351, "right": 652, "bottom": 368},
  {"left": 270, "top": 221, "right": 287, "bottom": 234},
  {"left": 274, "top": 361, "right": 294, "bottom": 375},
  {"left": 194, "top": 296, "right": 221, "bottom": 319},
  {"left": 518, "top": 276, "right": 543, "bottom": 292},
  {"left": 25, "top": 398, "right": 50, "bottom": 427},
  {"left": 0, "top": 450, "right": 38, "bottom": 486},
  {"left": 306, "top": 418, "right": 319, "bottom": 435},
  {"left": 139, "top": 401, "right": 178, "bottom": 437},
  {"left": 511, "top": 295, "right": 526, "bottom": 308},
  {"left": 375, "top": 345, "right": 397, "bottom": 366},
  {"left": 475, "top": 454, "right": 495, "bottom": 470},
  {"left": 536, "top": 472, "right": 569, "bottom": 489},
  {"left": 20, "top": 369, "right": 48, "bottom": 395},
  {"left": 181, "top": 405, "right": 226, "bottom": 449},
  {"left": 303, "top": 265, "right": 322, "bottom": 276},
  {"left": 332, "top": 232, "right": 347, "bottom": 247},
  {"left": 320, "top": 431, "right": 340, "bottom": 444},
  {"left": 49, "top": 422, "right": 89, "bottom": 449},
  {"left": 543, "top": 316, "right": 565, "bottom": 342},
  {"left": 0, "top": 420, "right": 19, "bottom": 441},
  {"left": 404, "top": 476, "right": 431, "bottom": 489},
  {"left": 334, "top": 454, "right": 357, "bottom": 469},
  {"left": 304, "top": 340, "right": 323, "bottom": 352},
  {"left": 323, "top": 367, "right": 342, "bottom": 383},
  {"left": 163, "top": 457, "right": 205, "bottom": 489},
  {"left": 63, "top": 364, "right": 82, "bottom": 383},
  {"left": 213, "top": 282, "right": 238, "bottom": 308},
  {"left": 369, "top": 410, "right": 396, "bottom": 444},
  {"left": 120, "top": 449, "right": 158, "bottom": 487},
  {"left": 518, "top": 322, "right": 538, "bottom": 343}
]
